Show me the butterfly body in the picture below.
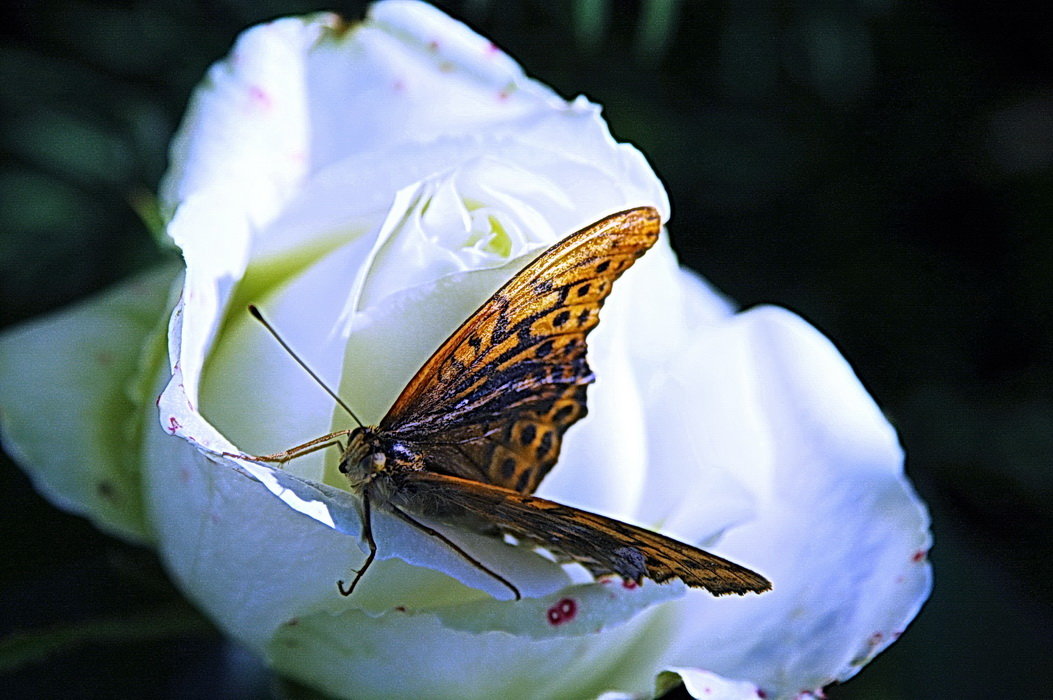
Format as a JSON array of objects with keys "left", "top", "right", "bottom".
[{"left": 247, "top": 207, "right": 771, "bottom": 599}]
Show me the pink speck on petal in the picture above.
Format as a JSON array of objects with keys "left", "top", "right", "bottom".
[
  {"left": 393, "top": 79, "right": 406, "bottom": 93},
  {"left": 485, "top": 42, "right": 500, "bottom": 55},
  {"left": 911, "top": 549, "right": 928, "bottom": 563},
  {"left": 546, "top": 597, "right": 577, "bottom": 625},
  {"left": 621, "top": 579, "right": 639, "bottom": 590},
  {"left": 167, "top": 416, "right": 181, "bottom": 433},
  {"left": 427, "top": 40, "right": 440, "bottom": 52},
  {"left": 248, "top": 85, "right": 272, "bottom": 111},
  {"left": 757, "top": 690, "right": 768, "bottom": 699},
  {"left": 869, "top": 632, "right": 884, "bottom": 646}
]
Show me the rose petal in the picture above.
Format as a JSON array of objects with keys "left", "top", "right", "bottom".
[
  {"left": 161, "top": 2, "right": 667, "bottom": 260},
  {"left": 0, "top": 266, "right": 177, "bottom": 541},
  {"left": 266, "top": 589, "right": 679, "bottom": 699},
  {"left": 656, "top": 307, "right": 932, "bottom": 697},
  {"left": 666, "top": 667, "right": 765, "bottom": 699},
  {"left": 143, "top": 422, "right": 358, "bottom": 646},
  {"left": 159, "top": 14, "right": 335, "bottom": 221},
  {"left": 158, "top": 4, "right": 614, "bottom": 227}
]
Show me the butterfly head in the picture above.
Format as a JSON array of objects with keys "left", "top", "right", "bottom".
[
  {"left": 339, "top": 426, "right": 424, "bottom": 491},
  {"left": 338, "top": 426, "right": 387, "bottom": 489}
]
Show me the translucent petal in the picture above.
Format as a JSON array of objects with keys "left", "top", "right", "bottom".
[{"left": 0, "top": 266, "right": 177, "bottom": 541}]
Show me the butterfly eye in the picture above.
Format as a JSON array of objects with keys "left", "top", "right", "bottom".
[{"left": 338, "top": 459, "right": 350, "bottom": 474}]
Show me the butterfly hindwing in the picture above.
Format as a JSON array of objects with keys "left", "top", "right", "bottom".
[
  {"left": 380, "top": 207, "right": 662, "bottom": 493},
  {"left": 394, "top": 471, "right": 771, "bottom": 596}
]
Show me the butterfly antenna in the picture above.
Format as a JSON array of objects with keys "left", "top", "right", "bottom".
[{"left": 248, "top": 304, "right": 364, "bottom": 428}]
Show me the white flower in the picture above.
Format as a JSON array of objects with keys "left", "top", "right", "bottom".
[{"left": 0, "top": 2, "right": 931, "bottom": 698}]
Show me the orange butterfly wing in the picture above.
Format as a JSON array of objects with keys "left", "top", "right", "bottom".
[
  {"left": 379, "top": 207, "right": 662, "bottom": 494},
  {"left": 393, "top": 471, "right": 771, "bottom": 595}
]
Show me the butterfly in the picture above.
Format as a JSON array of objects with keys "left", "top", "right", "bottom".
[{"left": 241, "top": 207, "right": 770, "bottom": 600}]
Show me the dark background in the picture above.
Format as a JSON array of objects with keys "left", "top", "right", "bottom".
[{"left": 2, "top": 1, "right": 1051, "bottom": 698}]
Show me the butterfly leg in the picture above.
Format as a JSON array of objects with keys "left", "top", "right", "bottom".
[
  {"left": 388, "top": 504, "right": 522, "bottom": 601},
  {"left": 338, "top": 490, "right": 377, "bottom": 596},
  {"left": 223, "top": 429, "right": 353, "bottom": 467}
]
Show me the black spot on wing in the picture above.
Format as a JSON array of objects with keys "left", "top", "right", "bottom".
[
  {"left": 514, "top": 469, "right": 532, "bottom": 492},
  {"left": 552, "top": 404, "right": 575, "bottom": 422},
  {"left": 535, "top": 339, "right": 554, "bottom": 358},
  {"left": 536, "top": 429, "right": 554, "bottom": 460}
]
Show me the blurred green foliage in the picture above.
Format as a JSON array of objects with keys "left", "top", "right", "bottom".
[{"left": 2, "top": 0, "right": 1051, "bottom": 697}]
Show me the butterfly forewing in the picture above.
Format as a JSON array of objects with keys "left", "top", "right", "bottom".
[
  {"left": 394, "top": 471, "right": 771, "bottom": 596},
  {"left": 380, "top": 207, "right": 662, "bottom": 493}
]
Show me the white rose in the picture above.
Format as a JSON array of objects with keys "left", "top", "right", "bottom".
[{"left": 0, "top": 2, "right": 931, "bottom": 698}]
